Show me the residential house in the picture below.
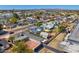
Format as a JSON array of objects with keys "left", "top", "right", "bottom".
[
  {"left": 40, "top": 18, "right": 50, "bottom": 22},
  {"left": 0, "top": 39, "right": 10, "bottom": 53},
  {"left": 5, "top": 23, "right": 17, "bottom": 29},
  {"left": 0, "top": 13, "right": 13, "bottom": 24},
  {"left": 29, "top": 26, "right": 43, "bottom": 34},
  {"left": 27, "top": 17, "right": 37, "bottom": 23},
  {"left": 41, "top": 21, "right": 57, "bottom": 30},
  {"left": 1, "top": 13, "right": 13, "bottom": 18},
  {"left": 40, "top": 32, "right": 51, "bottom": 39},
  {"left": 12, "top": 32, "right": 29, "bottom": 41},
  {"left": 55, "top": 15, "right": 63, "bottom": 23}
]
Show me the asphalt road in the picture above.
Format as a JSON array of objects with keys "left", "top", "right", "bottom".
[
  {"left": 0, "top": 27, "right": 44, "bottom": 42},
  {"left": 43, "top": 44, "right": 67, "bottom": 53},
  {"left": 0, "top": 25, "right": 31, "bottom": 39}
]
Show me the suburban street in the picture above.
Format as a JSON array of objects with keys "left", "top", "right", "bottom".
[
  {"left": 1, "top": 6, "right": 79, "bottom": 53},
  {"left": 0, "top": 24, "right": 31, "bottom": 39},
  {"left": 39, "top": 33, "right": 67, "bottom": 53},
  {"left": 42, "top": 44, "right": 67, "bottom": 53},
  {"left": 0, "top": 25, "right": 44, "bottom": 42},
  {"left": 48, "top": 33, "right": 66, "bottom": 49}
]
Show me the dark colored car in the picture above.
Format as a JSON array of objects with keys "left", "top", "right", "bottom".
[{"left": 9, "top": 31, "right": 14, "bottom": 34}]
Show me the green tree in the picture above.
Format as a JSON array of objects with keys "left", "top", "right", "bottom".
[
  {"left": 0, "top": 24, "right": 3, "bottom": 30},
  {"left": 13, "top": 13, "right": 20, "bottom": 19},
  {"left": 11, "top": 41, "right": 33, "bottom": 53},
  {"left": 9, "top": 17, "right": 17, "bottom": 24},
  {"left": 58, "top": 25, "right": 66, "bottom": 32},
  {"left": 26, "top": 14, "right": 33, "bottom": 17},
  {"left": 21, "top": 14, "right": 26, "bottom": 18},
  {"left": 36, "top": 15, "right": 40, "bottom": 19},
  {"left": 35, "top": 22, "right": 42, "bottom": 27},
  {"left": 34, "top": 11, "right": 43, "bottom": 15}
]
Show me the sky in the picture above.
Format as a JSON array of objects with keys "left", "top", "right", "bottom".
[{"left": 0, "top": 5, "right": 79, "bottom": 10}]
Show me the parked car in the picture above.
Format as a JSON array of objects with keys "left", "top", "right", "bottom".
[{"left": 9, "top": 31, "right": 14, "bottom": 34}]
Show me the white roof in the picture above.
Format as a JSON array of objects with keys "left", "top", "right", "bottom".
[
  {"left": 40, "top": 32, "right": 48, "bottom": 36},
  {"left": 68, "top": 23, "right": 79, "bottom": 42},
  {"left": 65, "top": 43, "right": 79, "bottom": 52},
  {"left": 40, "top": 32, "right": 48, "bottom": 38},
  {"left": 42, "top": 21, "right": 55, "bottom": 29},
  {"left": 60, "top": 41, "right": 79, "bottom": 52}
]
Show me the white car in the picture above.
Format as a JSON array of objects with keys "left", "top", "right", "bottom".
[{"left": 42, "top": 39, "right": 47, "bottom": 43}]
